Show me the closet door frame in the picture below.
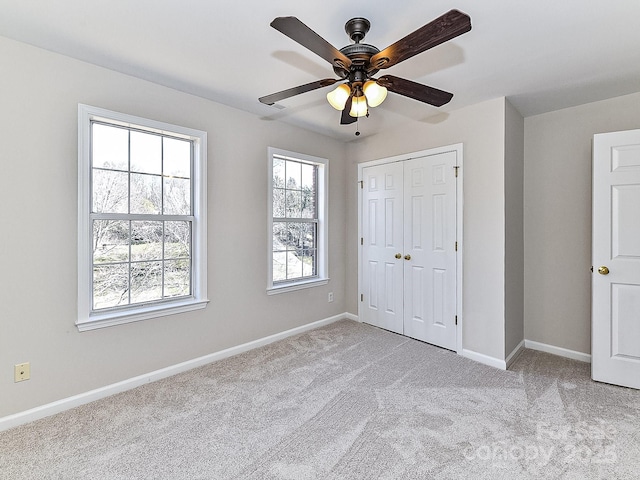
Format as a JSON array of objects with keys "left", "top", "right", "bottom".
[{"left": 357, "top": 143, "right": 464, "bottom": 354}]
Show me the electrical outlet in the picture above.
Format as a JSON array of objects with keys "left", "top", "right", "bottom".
[
  {"left": 14, "top": 362, "right": 30, "bottom": 382},
  {"left": 328, "top": 292, "right": 334, "bottom": 303}
]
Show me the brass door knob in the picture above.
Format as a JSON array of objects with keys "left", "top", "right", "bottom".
[
  {"left": 404, "top": 254, "right": 411, "bottom": 260},
  {"left": 395, "top": 253, "right": 402, "bottom": 259},
  {"left": 597, "top": 266, "right": 610, "bottom": 275}
]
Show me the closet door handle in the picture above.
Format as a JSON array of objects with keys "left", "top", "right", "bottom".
[
  {"left": 395, "top": 253, "right": 402, "bottom": 259},
  {"left": 404, "top": 254, "right": 411, "bottom": 260}
]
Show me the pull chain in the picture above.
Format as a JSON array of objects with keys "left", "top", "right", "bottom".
[{"left": 354, "top": 111, "right": 369, "bottom": 136}]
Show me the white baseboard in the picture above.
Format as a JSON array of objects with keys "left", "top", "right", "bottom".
[
  {"left": 0, "top": 313, "right": 348, "bottom": 433},
  {"left": 506, "top": 340, "right": 526, "bottom": 368},
  {"left": 524, "top": 339, "right": 591, "bottom": 363},
  {"left": 457, "top": 339, "right": 590, "bottom": 371},
  {"left": 461, "top": 349, "right": 507, "bottom": 370},
  {"left": 344, "top": 312, "right": 359, "bottom": 322}
]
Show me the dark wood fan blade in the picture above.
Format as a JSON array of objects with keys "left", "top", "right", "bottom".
[
  {"left": 377, "top": 75, "right": 453, "bottom": 107},
  {"left": 340, "top": 96, "right": 357, "bottom": 125},
  {"left": 259, "top": 78, "right": 338, "bottom": 105},
  {"left": 271, "top": 17, "right": 352, "bottom": 72},
  {"left": 369, "top": 9, "right": 471, "bottom": 70}
]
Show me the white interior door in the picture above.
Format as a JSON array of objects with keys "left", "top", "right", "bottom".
[
  {"left": 592, "top": 129, "right": 640, "bottom": 389},
  {"left": 403, "top": 153, "right": 458, "bottom": 350},
  {"left": 361, "top": 162, "right": 404, "bottom": 334}
]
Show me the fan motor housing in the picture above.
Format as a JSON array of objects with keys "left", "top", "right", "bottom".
[{"left": 334, "top": 43, "right": 380, "bottom": 78}]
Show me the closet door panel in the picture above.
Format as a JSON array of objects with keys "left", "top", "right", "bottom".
[
  {"left": 403, "top": 153, "right": 457, "bottom": 350},
  {"left": 361, "top": 162, "right": 404, "bottom": 334}
]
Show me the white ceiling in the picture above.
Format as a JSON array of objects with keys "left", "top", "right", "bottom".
[{"left": 1, "top": 0, "right": 639, "bottom": 141}]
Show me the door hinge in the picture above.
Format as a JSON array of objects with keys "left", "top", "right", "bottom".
[
  {"left": 360, "top": 293, "right": 364, "bottom": 302},
  {"left": 454, "top": 166, "right": 460, "bottom": 178},
  {"left": 361, "top": 237, "right": 363, "bottom": 245},
  {"left": 455, "top": 241, "right": 458, "bottom": 251},
  {"left": 359, "top": 180, "right": 363, "bottom": 189},
  {"left": 455, "top": 315, "right": 458, "bottom": 325}
]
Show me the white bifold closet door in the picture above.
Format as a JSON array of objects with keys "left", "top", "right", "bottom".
[{"left": 361, "top": 151, "right": 457, "bottom": 351}]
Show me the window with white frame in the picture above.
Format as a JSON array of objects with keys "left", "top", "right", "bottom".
[
  {"left": 267, "top": 147, "right": 328, "bottom": 293},
  {"left": 77, "top": 104, "right": 208, "bottom": 331}
]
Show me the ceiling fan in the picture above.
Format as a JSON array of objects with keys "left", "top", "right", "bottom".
[{"left": 259, "top": 9, "right": 472, "bottom": 131}]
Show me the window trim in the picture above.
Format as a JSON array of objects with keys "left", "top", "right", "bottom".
[
  {"left": 267, "top": 147, "right": 329, "bottom": 294},
  {"left": 77, "top": 104, "right": 208, "bottom": 331}
]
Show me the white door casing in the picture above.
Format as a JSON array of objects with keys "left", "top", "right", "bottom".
[
  {"left": 358, "top": 145, "right": 462, "bottom": 352},
  {"left": 592, "top": 129, "right": 640, "bottom": 390}
]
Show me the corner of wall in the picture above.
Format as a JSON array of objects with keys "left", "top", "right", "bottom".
[{"left": 504, "top": 99, "right": 525, "bottom": 358}]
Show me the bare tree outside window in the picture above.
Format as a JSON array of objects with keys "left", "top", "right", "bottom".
[
  {"left": 91, "top": 123, "right": 192, "bottom": 310},
  {"left": 272, "top": 156, "right": 318, "bottom": 283}
]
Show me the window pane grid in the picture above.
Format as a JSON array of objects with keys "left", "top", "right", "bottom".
[
  {"left": 90, "top": 120, "right": 193, "bottom": 312},
  {"left": 91, "top": 219, "right": 192, "bottom": 310},
  {"left": 272, "top": 219, "right": 317, "bottom": 284},
  {"left": 271, "top": 156, "right": 319, "bottom": 284},
  {"left": 90, "top": 122, "right": 193, "bottom": 216},
  {"left": 269, "top": 149, "right": 325, "bottom": 291}
]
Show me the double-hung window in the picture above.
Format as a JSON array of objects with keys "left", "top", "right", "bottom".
[
  {"left": 78, "top": 104, "right": 208, "bottom": 330},
  {"left": 267, "top": 147, "right": 328, "bottom": 293}
]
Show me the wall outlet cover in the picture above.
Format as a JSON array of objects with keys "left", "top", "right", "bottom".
[{"left": 14, "top": 362, "right": 30, "bottom": 382}]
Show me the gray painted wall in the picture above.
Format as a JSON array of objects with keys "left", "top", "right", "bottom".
[
  {"left": 524, "top": 91, "right": 640, "bottom": 354},
  {"left": 505, "top": 101, "right": 525, "bottom": 358},
  {"left": 0, "top": 37, "right": 348, "bottom": 417},
  {"left": 3, "top": 31, "right": 639, "bottom": 419},
  {"left": 345, "top": 98, "right": 508, "bottom": 361}
]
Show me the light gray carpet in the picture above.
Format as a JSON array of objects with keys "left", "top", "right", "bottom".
[{"left": 1, "top": 319, "right": 639, "bottom": 479}]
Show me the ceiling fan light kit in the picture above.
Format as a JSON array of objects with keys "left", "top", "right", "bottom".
[
  {"left": 259, "top": 9, "right": 472, "bottom": 133},
  {"left": 327, "top": 80, "right": 387, "bottom": 115}
]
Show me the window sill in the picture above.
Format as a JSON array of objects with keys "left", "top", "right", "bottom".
[
  {"left": 267, "top": 278, "right": 329, "bottom": 295},
  {"left": 76, "top": 298, "right": 209, "bottom": 332}
]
